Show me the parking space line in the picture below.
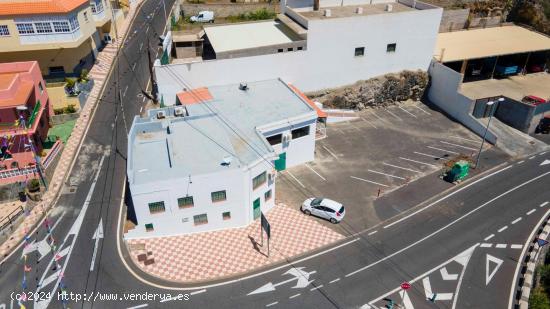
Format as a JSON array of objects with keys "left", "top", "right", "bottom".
[
  {"left": 496, "top": 244, "right": 507, "bottom": 248},
  {"left": 385, "top": 109, "right": 402, "bottom": 120},
  {"left": 498, "top": 226, "right": 508, "bottom": 233},
  {"left": 426, "top": 146, "right": 460, "bottom": 155},
  {"left": 541, "top": 202, "right": 549, "bottom": 207},
  {"left": 289, "top": 294, "right": 301, "bottom": 299},
  {"left": 413, "top": 151, "right": 449, "bottom": 160},
  {"left": 321, "top": 145, "right": 339, "bottom": 160},
  {"left": 511, "top": 244, "right": 523, "bottom": 249},
  {"left": 541, "top": 151, "right": 547, "bottom": 155},
  {"left": 511, "top": 217, "right": 522, "bottom": 224},
  {"left": 310, "top": 285, "right": 324, "bottom": 291},
  {"left": 398, "top": 106, "right": 418, "bottom": 118},
  {"left": 306, "top": 164, "right": 326, "bottom": 181},
  {"left": 440, "top": 141, "right": 478, "bottom": 151},
  {"left": 367, "top": 110, "right": 390, "bottom": 124},
  {"left": 529, "top": 156, "right": 536, "bottom": 160},
  {"left": 367, "top": 169, "right": 406, "bottom": 180},
  {"left": 285, "top": 171, "right": 306, "bottom": 188},
  {"left": 449, "top": 136, "right": 481, "bottom": 144},
  {"left": 518, "top": 161, "right": 525, "bottom": 164},
  {"left": 350, "top": 176, "right": 389, "bottom": 187},
  {"left": 527, "top": 209, "right": 536, "bottom": 215},
  {"left": 266, "top": 302, "right": 278, "bottom": 307},
  {"left": 383, "top": 163, "right": 422, "bottom": 173},
  {"left": 190, "top": 289, "right": 207, "bottom": 295},
  {"left": 361, "top": 117, "right": 377, "bottom": 129},
  {"left": 368, "top": 230, "right": 378, "bottom": 236},
  {"left": 480, "top": 243, "right": 492, "bottom": 248},
  {"left": 329, "top": 278, "right": 341, "bottom": 284},
  {"left": 412, "top": 104, "right": 431, "bottom": 115},
  {"left": 399, "top": 157, "right": 439, "bottom": 168},
  {"left": 484, "top": 234, "right": 495, "bottom": 241}
]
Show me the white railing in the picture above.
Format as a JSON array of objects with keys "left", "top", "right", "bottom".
[
  {"left": 19, "top": 28, "right": 82, "bottom": 45},
  {"left": 92, "top": 9, "right": 107, "bottom": 22}
]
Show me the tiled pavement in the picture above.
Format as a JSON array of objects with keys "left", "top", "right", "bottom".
[
  {"left": 126, "top": 204, "right": 344, "bottom": 283},
  {"left": 0, "top": 0, "right": 144, "bottom": 259}
]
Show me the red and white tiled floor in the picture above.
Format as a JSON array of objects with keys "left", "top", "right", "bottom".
[{"left": 126, "top": 204, "right": 344, "bottom": 283}]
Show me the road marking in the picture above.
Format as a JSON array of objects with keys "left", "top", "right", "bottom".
[
  {"left": 367, "top": 169, "right": 406, "bottom": 180},
  {"left": 486, "top": 254, "right": 503, "bottom": 285},
  {"left": 127, "top": 305, "right": 148, "bottom": 309},
  {"left": 361, "top": 117, "right": 377, "bottom": 129},
  {"left": 384, "top": 165, "right": 512, "bottom": 229},
  {"left": 132, "top": 62, "right": 137, "bottom": 71},
  {"left": 529, "top": 156, "right": 536, "bottom": 160},
  {"left": 190, "top": 289, "right": 206, "bottom": 295},
  {"left": 368, "top": 110, "right": 390, "bottom": 124},
  {"left": 399, "top": 290, "right": 415, "bottom": 309},
  {"left": 517, "top": 161, "right": 525, "bottom": 164},
  {"left": 399, "top": 157, "right": 438, "bottom": 168},
  {"left": 322, "top": 145, "right": 339, "bottom": 159},
  {"left": 449, "top": 136, "right": 480, "bottom": 143},
  {"left": 123, "top": 85, "right": 129, "bottom": 97},
  {"left": 306, "top": 164, "right": 326, "bottom": 181},
  {"left": 398, "top": 106, "right": 417, "bottom": 118},
  {"left": 497, "top": 226, "right": 508, "bottom": 233},
  {"left": 440, "top": 141, "right": 478, "bottom": 151},
  {"left": 541, "top": 151, "right": 547, "bottom": 155},
  {"left": 368, "top": 230, "right": 378, "bottom": 236},
  {"left": 496, "top": 244, "right": 507, "bottom": 248},
  {"left": 310, "top": 285, "right": 324, "bottom": 291},
  {"left": 426, "top": 146, "right": 460, "bottom": 155},
  {"left": 350, "top": 176, "right": 389, "bottom": 187},
  {"left": 440, "top": 267, "right": 458, "bottom": 280},
  {"left": 413, "top": 151, "right": 448, "bottom": 160},
  {"left": 511, "top": 217, "right": 522, "bottom": 224},
  {"left": 541, "top": 202, "right": 549, "bottom": 207},
  {"left": 266, "top": 302, "right": 278, "bottom": 307},
  {"left": 511, "top": 244, "right": 523, "bottom": 249},
  {"left": 286, "top": 171, "right": 305, "bottom": 188},
  {"left": 484, "top": 234, "right": 495, "bottom": 241},
  {"left": 480, "top": 243, "right": 492, "bottom": 248},
  {"left": 385, "top": 109, "right": 402, "bottom": 120},
  {"left": 422, "top": 277, "right": 453, "bottom": 300},
  {"left": 139, "top": 42, "right": 143, "bottom": 51},
  {"left": 145, "top": 26, "right": 149, "bottom": 33},
  {"left": 383, "top": 163, "right": 422, "bottom": 173},
  {"left": 527, "top": 209, "right": 536, "bottom": 215},
  {"left": 329, "top": 278, "right": 340, "bottom": 284},
  {"left": 289, "top": 294, "right": 301, "bottom": 299},
  {"left": 412, "top": 104, "right": 431, "bottom": 115}
]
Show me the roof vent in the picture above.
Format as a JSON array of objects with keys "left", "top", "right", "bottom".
[
  {"left": 385, "top": 4, "right": 393, "bottom": 12},
  {"left": 156, "top": 110, "right": 166, "bottom": 119},
  {"left": 239, "top": 82, "right": 248, "bottom": 91},
  {"left": 356, "top": 7, "right": 363, "bottom": 14},
  {"left": 221, "top": 155, "right": 233, "bottom": 166},
  {"left": 174, "top": 106, "right": 186, "bottom": 117},
  {"left": 324, "top": 9, "right": 331, "bottom": 17}
]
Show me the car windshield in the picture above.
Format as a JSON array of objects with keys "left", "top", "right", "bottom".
[
  {"left": 311, "top": 198, "right": 323, "bottom": 206},
  {"left": 339, "top": 206, "right": 344, "bottom": 213}
]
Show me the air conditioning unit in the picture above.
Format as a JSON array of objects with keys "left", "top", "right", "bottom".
[
  {"left": 174, "top": 106, "right": 185, "bottom": 117},
  {"left": 156, "top": 110, "right": 166, "bottom": 119},
  {"left": 239, "top": 82, "right": 248, "bottom": 91},
  {"left": 282, "top": 132, "right": 292, "bottom": 144}
]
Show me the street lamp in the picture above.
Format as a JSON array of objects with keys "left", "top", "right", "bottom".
[{"left": 475, "top": 97, "right": 504, "bottom": 169}]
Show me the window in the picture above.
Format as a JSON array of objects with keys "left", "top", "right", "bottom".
[
  {"left": 148, "top": 201, "right": 165, "bottom": 214},
  {"left": 177, "top": 196, "right": 194, "bottom": 208},
  {"left": 387, "top": 43, "right": 397, "bottom": 53},
  {"left": 53, "top": 21, "right": 71, "bottom": 33},
  {"left": 291, "top": 126, "right": 310, "bottom": 139},
  {"left": 193, "top": 213, "right": 208, "bottom": 225},
  {"left": 38, "top": 82, "right": 44, "bottom": 93},
  {"left": 266, "top": 134, "right": 282, "bottom": 145},
  {"left": 92, "top": 1, "right": 104, "bottom": 13},
  {"left": 355, "top": 47, "right": 365, "bottom": 57},
  {"left": 145, "top": 223, "right": 154, "bottom": 232},
  {"left": 16, "top": 23, "right": 35, "bottom": 35},
  {"left": 211, "top": 190, "right": 227, "bottom": 202},
  {"left": 297, "top": 46, "right": 303, "bottom": 51},
  {"left": 35, "top": 22, "right": 53, "bottom": 34},
  {"left": 277, "top": 49, "right": 283, "bottom": 53},
  {"left": 69, "top": 16, "right": 80, "bottom": 30},
  {"left": 48, "top": 66, "right": 65, "bottom": 75},
  {"left": 265, "top": 189, "right": 272, "bottom": 201},
  {"left": 288, "top": 47, "right": 293, "bottom": 52},
  {"left": 222, "top": 211, "right": 231, "bottom": 220},
  {"left": 252, "top": 171, "right": 267, "bottom": 190},
  {"left": 0, "top": 25, "right": 9, "bottom": 36},
  {"left": 83, "top": 12, "right": 89, "bottom": 22}
]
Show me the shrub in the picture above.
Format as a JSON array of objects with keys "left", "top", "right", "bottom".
[
  {"left": 530, "top": 286, "right": 550, "bottom": 309},
  {"left": 54, "top": 108, "right": 65, "bottom": 115},
  {"left": 63, "top": 104, "right": 77, "bottom": 114},
  {"left": 27, "top": 178, "right": 40, "bottom": 192},
  {"left": 65, "top": 78, "right": 76, "bottom": 89},
  {"left": 79, "top": 69, "right": 89, "bottom": 82}
]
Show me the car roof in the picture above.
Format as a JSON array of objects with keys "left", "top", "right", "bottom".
[{"left": 321, "top": 198, "right": 342, "bottom": 210}]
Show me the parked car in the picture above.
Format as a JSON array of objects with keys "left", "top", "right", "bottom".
[
  {"left": 301, "top": 198, "right": 345, "bottom": 223},
  {"left": 536, "top": 116, "right": 550, "bottom": 134},
  {"left": 522, "top": 95, "right": 548, "bottom": 106},
  {"left": 190, "top": 11, "right": 214, "bottom": 23}
]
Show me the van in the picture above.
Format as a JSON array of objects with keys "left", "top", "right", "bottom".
[{"left": 190, "top": 11, "right": 214, "bottom": 23}]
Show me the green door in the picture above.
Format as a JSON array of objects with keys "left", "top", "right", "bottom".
[
  {"left": 274, "top": 152, "right": 286, "bottom": 171},
  {"left": 253, "top": 198, "right": 261, "bottom": 220}
]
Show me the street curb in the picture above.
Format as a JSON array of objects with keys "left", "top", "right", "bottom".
[{"left": 515, "top": 211, "right": 550, "bottom": 309}]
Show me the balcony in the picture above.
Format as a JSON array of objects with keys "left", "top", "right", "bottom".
[
  {"left": 92, "top": 9, "right": 107, "bottom": 22},
  {"left": 19, "top": 28, "right": 83, "bottom": 45}
]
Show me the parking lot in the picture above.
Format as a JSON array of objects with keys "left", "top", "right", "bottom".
[{"left": 276, "top": 101, "right": 494, "bottom": 235}]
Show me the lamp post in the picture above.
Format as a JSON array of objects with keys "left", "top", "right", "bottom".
[{"left": 475, "top": 97, "right": 504, "bottom": 169}]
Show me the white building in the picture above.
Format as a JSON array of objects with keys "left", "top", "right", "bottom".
[
  {"left": 125, "top": 79, "right": 322, "bottom": 239},
  {"left": 155, "top": 0, "right": 443, "bottom": 105}
]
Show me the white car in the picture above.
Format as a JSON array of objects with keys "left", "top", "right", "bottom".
[
  {"left": 301, "top": 198, "right": 345, "bottom": 224},
  {"left": 190, "top": 11, "right": 214, "bottom": 23}
]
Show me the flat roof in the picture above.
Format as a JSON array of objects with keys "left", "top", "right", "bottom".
[
  {"left": 435, "top": 25, "right": 550, "bottom": 63},
  {"left": 204, "top": 20, "right": 302, "bottom": 54},
  {"left": 460, "top": 73, "right": 550, "bottom": 102},
  {"left": 129, "top": 79, "right": 317, "bottom": 185},
  {"left": 298, "top": 2, "right": 416, "bottom": 19}
]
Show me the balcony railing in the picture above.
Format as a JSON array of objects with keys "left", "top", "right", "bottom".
[
  {"left": 92, "top": 9, "right": 107, "bottom": 22},
  {"left": 19, "top": 28, "right": 83, "bottom": 45}
]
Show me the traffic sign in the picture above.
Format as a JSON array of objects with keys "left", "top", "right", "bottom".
[
  {"left": 537, "top": 238, "right": 549, "bottom": 247},
  {"left": 401, "top": 282, "right": 411, "bottom": 290}
]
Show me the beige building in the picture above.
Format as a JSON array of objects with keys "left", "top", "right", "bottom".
[{"left": 0, "top": 0, "right": 116, "bottom": 78}]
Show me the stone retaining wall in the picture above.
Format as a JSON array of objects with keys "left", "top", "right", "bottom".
[{"left": 180, "top": 1, "right": 276, "bottom": 18}]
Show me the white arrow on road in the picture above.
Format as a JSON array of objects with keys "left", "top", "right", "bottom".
[
  {"left": 90, "top": 218, "right": 104, "bottom": 271},
  {"left": 541, "top": 159, "right": 550, "bottom": 166},
  {"left": 440, "top": 267, "right": 458, "bottom": 281},
  {"left": 248, "top": 267, "right": 316, "bottom": 295},
  {"left": 486, "top": 254, "right": 503, "bottom": 285}
]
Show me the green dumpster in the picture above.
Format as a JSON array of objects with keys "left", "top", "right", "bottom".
[{"left": 444, "top": 160, "right": 470, "bottom": 183}]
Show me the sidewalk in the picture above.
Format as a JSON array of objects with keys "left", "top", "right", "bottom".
[
  {"left": 0, "top": 1, "right": 144, "bottom": 259},
  {"left": 126, "top": 203, "right": 344, "bottom": 283}
]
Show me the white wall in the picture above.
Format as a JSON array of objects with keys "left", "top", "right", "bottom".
[
  {"left": 427, "top": 60, "right": 497, "bottom": 143},
  {"left": 262, "top": 122, "right": 317, "bottom": 168},
  {"left": 156, "top": 7, "right": 442, "bottom": 105}
]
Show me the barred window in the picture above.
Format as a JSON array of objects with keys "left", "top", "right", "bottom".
[
  {"left": 148, "top": 201, "right": 165, "bottom": 214},
  {"left": 177, "top": 196, "right": 194, "bottom": 209},
  {"left": 193, "top": 214, "right": 208, "bottom": 225},
  {"left": 0, "top": 25, "right": 9, "bottom": 36},
  {"left": 211, "top": 190, "right": 227, "bottom": 202},
  {"left": 35, "top": 22, "right": 53, "bottom": 34},
  {"left": 252, "top": 171, "right": 267, "bottom": 190},
  {"left": 69, "top": 16, "right": 80, "bottom": 30},
  {"left": 53, "top": 21, "right": 71, "bottom": 33},
  {"left": 16, "top": 23, "right": 35, "bottom": 35}
]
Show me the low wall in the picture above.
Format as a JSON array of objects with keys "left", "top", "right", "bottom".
[
  {"left": 439, "top": 8, "right": 469, "bottom": 32},
  {"left": 180, "top": 2, "right": 277, "bottom": 18},
  {"left": 427, "top": 60, "right": 497, "bottom": 143},
  {"left": 469, "top": 15, "right": 502, "bottom": 28},
  {"left": 51, "top": 112, "right": 80, "bottom": 125},
  {"left": 495, "top": 99, "right": 536, "bottom": 133}
]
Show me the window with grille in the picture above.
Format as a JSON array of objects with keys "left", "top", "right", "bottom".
[
  {"left": 16, "top": 23, "right": 35, "bottom": 35},
  {"left": 148, "top": 201, "right": 165, "bottom": 214},
  {"left": 252, "top": 172, "right": 267, "bottom": 190},
  {"left": 177, "top": 196, "right": 194, "bottom": 208},
  {"left": 0, "top": 25, "right": 9, "bottom": 36},
  {"left": 222, "top": 212, "right": 231, "bottom": 220},
  {"left": 53, "top": 21, "right": 71, "bottom": 33},
  {"left": 211, "top": 190, "right": 227, "bottom": 202},
  {"left": 69, "top": 16, "right": 80, "bottom": 30},
  {"left": 193, "top": 214, "right": 208, "bottom": 225},
  {"left": 35, "top": 22, "right": 53, "bottom": 34}
]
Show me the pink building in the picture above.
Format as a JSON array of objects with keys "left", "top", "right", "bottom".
[{"left": 0, "top": 61, "right": 52, "bottom": 172}]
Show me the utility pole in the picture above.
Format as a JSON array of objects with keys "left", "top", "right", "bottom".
[
  {"left": 146, "top": 36, "right": 159, "bottom": 103},
  {"left": 475, "top": 97, "right": 504, "bottom": 169}
]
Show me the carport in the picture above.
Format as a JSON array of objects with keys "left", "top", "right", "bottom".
[{"left": 434, "top": 25, "right": 550, "bottom": 83}]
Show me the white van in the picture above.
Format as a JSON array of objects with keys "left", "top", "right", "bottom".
[{"left": 190, "top": 11, "right": 214, "bottom": 23}]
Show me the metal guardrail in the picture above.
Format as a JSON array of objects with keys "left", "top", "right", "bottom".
[
  {"left": 0, "top": 205, "right": 25, "bottom": 232},
  {"left": 0, "top": 166, "right": 38, "bottom": 179}
]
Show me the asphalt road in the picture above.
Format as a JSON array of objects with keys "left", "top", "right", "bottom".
[{"left": 0, "top": 2, "right": 549, "bottom": 308}]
